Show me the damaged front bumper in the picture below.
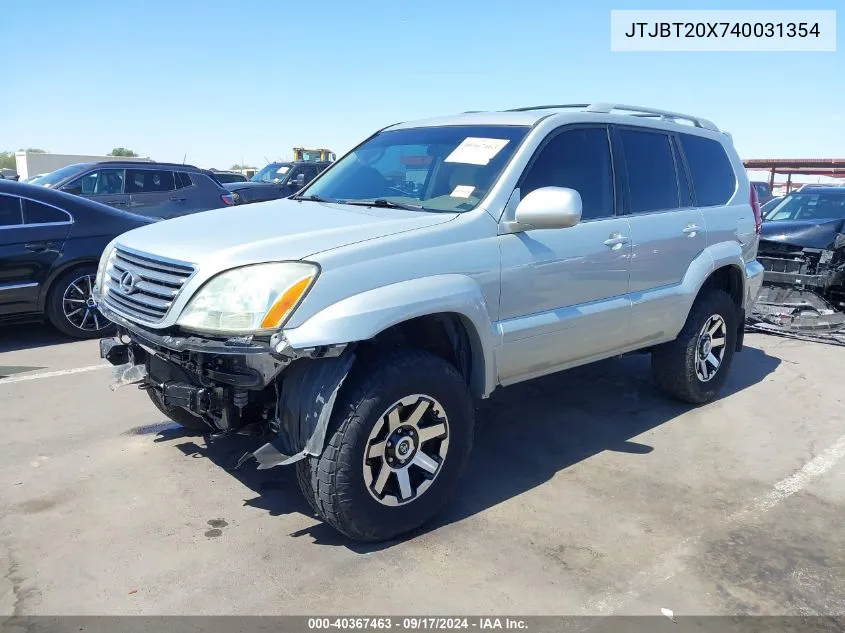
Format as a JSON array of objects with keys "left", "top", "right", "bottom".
[
  {"left": 98, "top": 303, "right": 355, "bottom": 469},
  {"left": 749, "top": 238, "right": 845, "bottom": 341}
]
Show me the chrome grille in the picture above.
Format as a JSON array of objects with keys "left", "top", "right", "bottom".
[{"left": 102, "top": 247, "right": 195, "bottom": 323}]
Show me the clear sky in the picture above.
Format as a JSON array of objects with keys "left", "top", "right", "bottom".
[{"left": 1, "top": 0, "right": 842, "bottom": 171}]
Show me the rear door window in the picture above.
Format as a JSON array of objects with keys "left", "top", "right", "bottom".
[
  {"left": 679, "top": 134, "right": 737, "bottom": 207},
  {"left": 619, "top": 128, "right": 681, "bottom": 213},
  {"left": 0, "top": 194, "right": 23, "bottom": 226},
  {"left": 126, "top": 169, "right": 176, "bottom": 193},
  {"left": 23, "top": 199, "right": 71, "bottom": 224}
]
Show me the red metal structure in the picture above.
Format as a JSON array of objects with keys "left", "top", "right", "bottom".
[{"left": 743, "top": 158, "right": 845, "bottom": 193}]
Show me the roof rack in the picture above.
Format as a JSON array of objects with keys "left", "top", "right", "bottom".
[{"left": 503, "top": 102, "right": 720, "bottom": 132}]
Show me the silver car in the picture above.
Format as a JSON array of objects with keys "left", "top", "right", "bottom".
[{"left": 95, "top": 103, "right": 764, "bottom": 542}]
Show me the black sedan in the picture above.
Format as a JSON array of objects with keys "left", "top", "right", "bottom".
[
  {"left": 226, "top": 160, "right": 332, "bottom": 205},
  {"left": 0, "top": 180, "right": 152, "bottom": 338}
]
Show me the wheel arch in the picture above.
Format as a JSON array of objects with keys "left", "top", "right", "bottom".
[
  {"left": 282, "top": 274, "right": 498, "bottom": 398},
  {"left": 37, "top": 257, "right": 99, "bottom": 311}
]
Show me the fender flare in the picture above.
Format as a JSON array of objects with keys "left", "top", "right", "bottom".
[{"left": 283, "top": 274, "right": 498, "bottom": 398}]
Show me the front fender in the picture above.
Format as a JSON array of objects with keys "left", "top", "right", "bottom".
[{"left": 282, "top": 274, "right": 498, "bottom": 397}]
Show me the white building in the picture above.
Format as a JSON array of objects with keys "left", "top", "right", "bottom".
[{"left": 14, "top": 151, "right": 153, "bottom": 180}]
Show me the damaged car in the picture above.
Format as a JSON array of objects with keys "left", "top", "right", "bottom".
[
  {"left": 752, "top": 187, "right": 845, "bottom": 334},
  {"left": 94, "top": 103, "right": 762, "bottom": 542}
]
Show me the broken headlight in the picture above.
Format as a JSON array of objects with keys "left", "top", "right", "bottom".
[{"left": 177, "top": 262, "right": 319, "bottom": 335}]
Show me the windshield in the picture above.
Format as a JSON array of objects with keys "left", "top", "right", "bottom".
[
  {"left": 251, "top": 163, "right": 292, "bottom": 183},
  {"left": 36, "top": 163, "right": 88, "bottom": 188},
  {"left": 763, "top": 192, "right": 845, "bottom": 222},
  {"left": 301, "top": 125, "right": 529, "bottom": 212}
]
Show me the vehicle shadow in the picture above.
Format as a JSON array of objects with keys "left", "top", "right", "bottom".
[
  {"left": 157, "top": 345, "right": 781, "bottom": 553},
  {"left": 0, "top": 323, "right": 68, "bottom": 353}
]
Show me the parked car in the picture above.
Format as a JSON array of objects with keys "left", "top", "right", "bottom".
[
  {"left": 206, "top": 170, "right": 248, "bottom": 184},
  {"left": 95, "top": 103, "right": 762, "bottom": 542},
  {"left": 750, "top": 180, "right": 775, "bottom": 205},
  {"left": 0, "top": 180, "right": 152, "bottom": 338},
  {"left": 226, "top": 160, "right": 332, "bottom": 205},
  {"left": 34, "top": 162, "right": 235, "bottom": 219},
  {"left": 0, "top": 169, "right": 19, "bottom": 181},
  {"left": 757, "top": 188, "right": 845, "bottom": 310}
]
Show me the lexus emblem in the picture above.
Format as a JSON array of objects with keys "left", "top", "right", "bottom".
[{"left": 119, "top": 271, "right": 138, "bottom": 294}]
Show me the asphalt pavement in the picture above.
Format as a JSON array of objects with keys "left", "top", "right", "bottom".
[{"left": 1, "top": 324, "right": 843, "bottom": 617}]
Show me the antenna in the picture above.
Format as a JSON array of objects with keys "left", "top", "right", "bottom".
[{"left": 182, "top": 153, "right": 187, "bottom": 164}]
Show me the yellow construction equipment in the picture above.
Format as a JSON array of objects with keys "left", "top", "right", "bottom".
[{"left": 292, "top": 147, "right": 336, "bottom": 162}]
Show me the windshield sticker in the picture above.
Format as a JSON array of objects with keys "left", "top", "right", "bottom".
[
  {"left": 276, "top": 166, "right": 290, "bottom": 175},
  {"left": 445, "top": 137, "right": 510, "bottom": 166},
  {"left": 450, "top": 185, "right": 475, "bottom": 199}
]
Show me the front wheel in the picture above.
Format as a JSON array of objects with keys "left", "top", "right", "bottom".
[
  {"left": 651, "top": 289, "right": 738, "bottom": 404},
  {"left": 46, "top": 266, "right": 116, "bottom": 339},
  {"left": 296, "top": 349, "right": 475, "bottom": 542}
]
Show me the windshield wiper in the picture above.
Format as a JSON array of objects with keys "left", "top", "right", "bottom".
[
  {"left": 344, "top": 198, "right": 427, "bottom": 211},
  {"left": 291, "top": 194, "right": 333, "bottom": 203}
]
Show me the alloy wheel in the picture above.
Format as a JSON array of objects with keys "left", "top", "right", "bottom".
[
  {"left": 362, "top": 394, "right": 450, "bottom": 507},
  {"left": 695, "top": 314, "right": 727, "bottom": 382},
  {"left": 62, "top": 274, "right": 109, "bottom": 332}
]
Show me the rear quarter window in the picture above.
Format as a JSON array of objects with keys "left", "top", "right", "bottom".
[{"left": 679, "top": 134, "right": 737, "bottom": 207}]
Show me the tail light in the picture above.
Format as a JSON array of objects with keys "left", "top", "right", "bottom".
[
  {"left": 750, "top": 186, "right": 762, "bottom": 234},
  {"left": 221, "top": 192, "right": 236, "bottom": 206}
]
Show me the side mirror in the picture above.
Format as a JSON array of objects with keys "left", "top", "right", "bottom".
[
  {"left": 61, "top": 185, "right": 83, "bottom": 195},
  {"left": 514, "top": 186, "right": 582, "bottom": 230},
  {"left": 291, "top": 173, "right": 306, "bottom": 188}
]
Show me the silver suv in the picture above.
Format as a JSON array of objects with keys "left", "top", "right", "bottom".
[{"left": 95, "top": 103, "right": 764, "bottom": 542}]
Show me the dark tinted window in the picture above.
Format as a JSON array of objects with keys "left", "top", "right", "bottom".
[
  {"left": 0, "top": 194, "right": 23, "bottom": 226},
  {"left": 64, "top": 168, "right": 125, "bottom": 195},
  {"left": 126, "top": 169, "right": 176, "bottom": 193},
  {"left": 175, "top": 172, "right": 193, "bottom": 189},
  {"left": 619, "top": 129, "right": 680, "bottom": 213},
  {"left": 23, "top": 199, "right": 70, "bottom": 224},
  {"left": 520, "top": 127, "right": 614, "bottom": 221},
  {"left": 680, "top": 134, "right": 737, "bottom": 207}
]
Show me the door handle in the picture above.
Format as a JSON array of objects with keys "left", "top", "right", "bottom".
[
  {"left": 25, "top": 241, "right": 54, "bottom": 252},
  {"left": 682, "top": 225, "right": 701, "bottom": 236},
  {"left": 169, "top": 197, "right": 186, "bottom": 203},
  {"left": 604, "top": 234, "right": 630, "bottom": 249},
  {"left": 107, "top": 200, "right": 127, "bottom": 206}
]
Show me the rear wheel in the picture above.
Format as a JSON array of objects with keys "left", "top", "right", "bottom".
[
  {"left": 651, "top": 289, "right": 738, "bottom": 404},
  {"left": 46, "top": 266, "right": 115, "bottom": 339},
  {"left": 146, "top": 388, "right": 210, "bottom": 434},
  {"left": 296, "top": 349, "right": 474, "bottom": 542}
]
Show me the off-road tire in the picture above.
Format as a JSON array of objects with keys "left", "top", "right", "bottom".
[
  {"left": 146, "top": 387, "right": 210, "bottom": 434},
  {"left": 296, "top": 348, "right": 475, "bottom": 542},
  {"left": 651, "top": 289, "right": 738, "bottom": 404},
  {"left": 46, "top": 265, "right": 116, "bottom": 339}
]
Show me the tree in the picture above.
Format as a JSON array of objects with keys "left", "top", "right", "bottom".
[
  {"left": 0, "top": 152, "right": 15, "bottom": 170},
  {"left": 108, "top": 147, "right": 138, "bottom": 157}
]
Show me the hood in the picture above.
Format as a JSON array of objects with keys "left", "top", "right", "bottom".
[
  {"left": 114, "top": 197, "right": 457, "bottom": 267},
  {"left": 760, "top": 218, "right": 845, "bottom": 249}
]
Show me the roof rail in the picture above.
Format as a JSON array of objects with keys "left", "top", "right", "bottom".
[
  {"left": 504, "top": 104, "right": 590, "bottom": 112},
  {"left": 502, "top": 102, "right": 720, "bottom": 132},
  {"left": 584, "top": 103, "right": 720, "bottom": 131}
]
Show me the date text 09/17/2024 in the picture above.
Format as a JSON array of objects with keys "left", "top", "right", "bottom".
[{"left": 307, "top": 618, "right": 528, "bottom": 630}]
